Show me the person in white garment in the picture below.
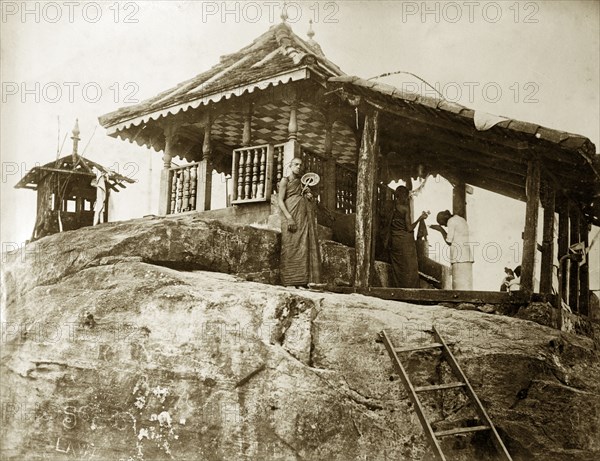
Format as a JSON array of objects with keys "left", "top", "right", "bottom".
[
  {"left": 430, "top": 210, "right": 474, "bottom": 290},
  {"left": 91, "top": 167, "right": 107, "bottom": 225}
]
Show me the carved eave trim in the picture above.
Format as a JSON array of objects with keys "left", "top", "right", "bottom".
[{"left": 106, "top": 68, "right": 311, "bottom": 136}]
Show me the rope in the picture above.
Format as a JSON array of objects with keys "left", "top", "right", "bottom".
[
  {"left": 368, "top": 70, "right": 446, "bottom": 100},
  {"left": 81, "top": 125, "right": 97, "bottom": 156}
]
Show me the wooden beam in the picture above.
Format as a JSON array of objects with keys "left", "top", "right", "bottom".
[
  {"left": 539, "top": 183, "right": 555, "bottom": 295},
  {"left": 556, "top": 196, "right": 570, "bottom": 303},
  {"left": 372, "top": 96, "right": 588, "bottom": 170},
  {"left": 385, "top": 119, "right": 593, "bottom": 205},
  {"left": 437, "top": 161, "right": 527, "bottom": 203},
  {"left": 354, "top": 110, "right": 379, "bottom": 288},
  {"left": 35, "top": 167, "right": 94, "bottom": 177},
  {"left": 326, "top": 287, "right": 555, "bottom": 305},
  {"left": 521, "top": 159, "right": 541, "bottom": 293},
  {"left": 569, "top": 205, "right": 581, "bottom": 312},
  {"left": 366, "top": 97, "right": 528, "bottom": 153},
  {"left": 383, "top": 118, "right": 529, "bottom": 168},
  {"left": 383, "top": 140, "right": 527, "bottom": 200},
  {"left": 579, "top": 217, "right": 590, "bottom": 316}
]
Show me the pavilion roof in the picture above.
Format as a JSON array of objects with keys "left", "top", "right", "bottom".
[
  {"left": 329, "top": 75, "right": 600, "bottom": 224},
  {"left": 98, "top": 22, "right": 343, "bottom": 134},
  {"left": 14, "top": 154, "right": 136, "bottom": 192}
]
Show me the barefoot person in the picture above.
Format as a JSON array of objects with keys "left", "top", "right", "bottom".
[
  {"left": 277, "top": 157, "right": 321, "bottom": 287},
  {"left": 430, "top": 210, "right": 474, "bottom": 290}
]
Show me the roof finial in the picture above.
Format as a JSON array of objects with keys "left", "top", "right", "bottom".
[
  {"left": 71, "top": 118, "right": 80, "bottom": 160},
  {"left": 305, "top": 19, "right": 324, "bottom": 55},
  {"left": 307, "top": 19, "right": 315, "bottom": 39},
  {"left": 280, "top": 1, "right": 288, "bottom": 22}
]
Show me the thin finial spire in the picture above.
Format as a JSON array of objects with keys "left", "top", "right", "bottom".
[
  {"left": 307, "top": 19, "right": 315, "bottom": 39},
  {"left": 280, "top": 1, "right": 288, "bottom": 22},
  {"left": 71, "top": 118, "right": 80, "bottom": 160}
]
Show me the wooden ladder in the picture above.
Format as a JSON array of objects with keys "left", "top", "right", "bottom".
[{"left": 380, "top": 326, "right": 513, "bottom": 461}]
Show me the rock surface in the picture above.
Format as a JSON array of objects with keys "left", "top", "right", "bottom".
[{"left": 2, "top": 216, "right": 600, "bottom": 461}]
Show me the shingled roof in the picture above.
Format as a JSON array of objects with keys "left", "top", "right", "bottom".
[
  {"left": 329, "top": 75, "right": 600, "bottom": 224},
  {"left": 15, "top": 154, "right": 136, "bottom": 191},
  {"left": 330, "top": 76, "right": 598, "bottom": 159},
  {"left": 99, "top": 22, "right": 343, "bottom": 133}
]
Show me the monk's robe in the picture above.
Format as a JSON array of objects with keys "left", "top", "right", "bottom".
[
  {"left": 280, "top": 177, "right": 321, "bottom": 286},
  {"left": 389, "top": 207, "right": 420, "bottom": 288}
]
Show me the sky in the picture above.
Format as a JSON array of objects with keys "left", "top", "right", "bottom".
[{"left": 1, "top": 0, "right": 599, "bottom": 290}]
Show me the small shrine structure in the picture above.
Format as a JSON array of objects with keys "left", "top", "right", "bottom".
[{"left": 15, "top": 120, "right": 135, "bottom": 240}]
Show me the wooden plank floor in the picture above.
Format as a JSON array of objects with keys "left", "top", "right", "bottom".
[{"left": 326, "top": 287, "right": 556, "bottom": 305}]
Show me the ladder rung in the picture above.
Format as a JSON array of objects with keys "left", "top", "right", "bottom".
[
  {"left": 435, "top": 425, "right": 491, "bottom": 438},
  {"left": 415, "top": 382, "right": 465, "bottom": 393},
  {"left": 394, "top": 343, "right": 444, "bottom": 353}
]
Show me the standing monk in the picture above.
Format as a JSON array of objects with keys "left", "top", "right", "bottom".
[
  {"left": 384, "top": 186, "right": 428, "bottom": 287},
  {"left": 430, "top": 210, "right": 474, "bottom": 290},
  {"left": 278, "top": 157, "right": 321, "bottom": 287}
]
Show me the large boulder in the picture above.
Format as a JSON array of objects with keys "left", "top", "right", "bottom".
[{"left": 2, "top": 216, "right": 599, "bottom": 461}]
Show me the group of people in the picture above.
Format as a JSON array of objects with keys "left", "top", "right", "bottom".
[
  {"left": 276, "top": 158, "right": 474, "bottom": 291},
  {"left": 383, "top": 186, "right": 473, "bottom": 290}
]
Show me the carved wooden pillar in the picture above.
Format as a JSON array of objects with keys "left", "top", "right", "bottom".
[
  {"left": 452, "top": 181, "right": 467, "bottom": 220},
  {"left": 189, "top": 164, "right": 198, "bottom": 210},
  {"left": 288, "top": 98, "right": 298, "bottom": 141},
  {"left": 283, "top": 91, "right": 301, "bottom": 169},
  {"left": 243, "top": 103, "right": 252, "bottom": 147},
  {"left": 521, "top": 159, "right": 541, "bottom": 294},
  {"left": 539, "top": 182, "right": 555, "bottom": 295},
  {"left": 197, "top": 113, "right": 213, "bottom": 211},
  {"left": 158, "top": 129, "right": 174, "bottom": 216},
  {"left": 354, "top": 110, "right": 380, "bottom": 289}
]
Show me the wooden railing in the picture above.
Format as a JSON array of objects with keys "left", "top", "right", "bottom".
[
  {"left": 272, "top": 143, "right": 285, "bottom": 193},
  {"left": 335, "top": 163, "right": 357, "bottom": 214},
  {"left": 231, "top": 144, "right": 274, "bottom": 204},
  {"left": 168, "top": 162, "right": 200, "bottom": 214}
]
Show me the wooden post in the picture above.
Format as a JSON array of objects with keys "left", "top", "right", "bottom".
[
  {"left": 521, "top": 159, "right": 540, "bottom": 294},
  {"left": 354, "top": 110, "right": 379, "bottom": 288},
  {"left": 539, "top": 183, "right": 555, "bottom": 295},
  {"left": 243, "top": 103, "right": 252, "bottom": 147},
  {"left": 569, "top": 205, "right": 580, "bottom": 312},
  {"left": 579, "top": 217, "right": 590, "bottom": 316},
  {"left": 406, "top": 177, "right": 414, "bottom": 222},
  {"left": 283, "top": 96, "right": 301, "bottom": 174},
  {"left": 197, "top": 113, "right": 213, "bottom": 211},
  {"left": 556, "top": 195, "right": 570, "bottom": 303},
  {"left": 158, "top": 130, "right": 174, "bottom": 216},
  {"left": 452, "top": 181, "right": 467, "bottom": 219}
]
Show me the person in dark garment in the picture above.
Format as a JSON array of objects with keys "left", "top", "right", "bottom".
[
  {"left": 385, "top": 185, "right": 428, "bottom": 288},
  {"left": 278, "top": 157, "right": 321, "bottom": 287}
]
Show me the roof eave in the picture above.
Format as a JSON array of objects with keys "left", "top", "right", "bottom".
[{"left": 101, "top": 67, "right": 313, "bottom": 135}]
